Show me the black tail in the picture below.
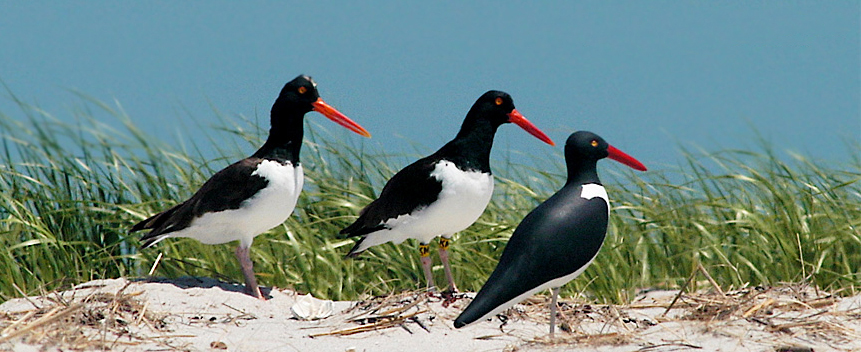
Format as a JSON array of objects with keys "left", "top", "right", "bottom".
[
  {"left": 344, "top": 237, "right": 367, "bottom": 258},
  {"left": 131, "top": 204, "right": 182, "bottom": 248}
]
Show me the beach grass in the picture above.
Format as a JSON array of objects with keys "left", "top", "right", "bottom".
[{"left": 1, "top": 95, "right": 859, "bottom": 303}]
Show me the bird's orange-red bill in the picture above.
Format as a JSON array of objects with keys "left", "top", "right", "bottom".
[
  {"left": 507, "top": 109, "right": 555, "bottom": 146},
  {"left": 607, "top": 145, "right": 647, "bottom": 171},
  {"left": 312, "top": 99, "right": 371, "bottom": 138}
]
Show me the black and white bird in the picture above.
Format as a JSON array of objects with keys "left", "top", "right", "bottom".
[
  {"left": 454, "top": 131, "right": 646, "bottom": 337},
  {"left": 341, "top": 91, "right": 554, "bottom": 292},
  {"left": 130, "top": 75, "right": 370, "bottom": 299}
]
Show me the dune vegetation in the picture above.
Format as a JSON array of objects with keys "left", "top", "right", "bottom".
[{"left": 1, "top": 95, "right": 859, "bottom": 303}]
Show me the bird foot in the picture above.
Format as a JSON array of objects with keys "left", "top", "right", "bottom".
[{"left": 244, "top": 285, "right": 266, "bottom": 300}]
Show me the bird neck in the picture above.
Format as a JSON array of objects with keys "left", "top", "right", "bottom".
[
  {"left": 436, "top": 118, "right": 499, "bottom": 173},
  {"left": 251, "top": 116, "right": 304, "bottom": 164},
  {"left": 566, "top": 161, "right": 601, "bottom": 186}
]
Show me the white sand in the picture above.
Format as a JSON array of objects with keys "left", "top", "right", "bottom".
[{"left": 1, "top": 277, "right": 859, "bottom": 351}]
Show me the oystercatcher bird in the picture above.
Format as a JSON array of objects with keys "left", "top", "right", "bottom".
[
  {"left": 130, "top": 75, "right": 371, "bottom": 299},
  {"left": 341, "top": 90, "right": 554, "bottom": 292},
  {"left": 453, "top": 131, "right": 646, "bottom": 337}
]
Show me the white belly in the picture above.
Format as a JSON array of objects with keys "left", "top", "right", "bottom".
[
  {"left": 175, "top": 161, "right": 304, "bottom": 247},
  {"left": 361, "top": 160, "right": 494, "bottom": 249}
]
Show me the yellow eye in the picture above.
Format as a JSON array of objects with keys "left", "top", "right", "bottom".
[
  {"left": 298, "top": 86, "right": 308, "bottom": 94},
  {"left": 495, "top": 97, "right": 503, "bottom": 105},
  {"left": 591, "top": 140, "right": 599, "bottom": 147}
]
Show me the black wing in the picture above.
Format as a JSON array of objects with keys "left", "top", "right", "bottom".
[
  {"left": 455, "top": 186, "right": 608, "bottom": 327},
  {"left": 131, "top": 158, "right": 269, "bottom": 247},
  {"left": 340, "top": 155, "right": 443, "bottom": 237}
]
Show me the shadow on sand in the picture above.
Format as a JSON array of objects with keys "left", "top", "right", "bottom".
[{"left": 132, "top": 276, "right": 272, "bottom": 299}]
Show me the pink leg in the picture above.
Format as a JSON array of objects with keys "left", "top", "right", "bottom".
[
  {"left": 235, "top": 245, "right": 264, "bottom": 300},
  {"left": 419, "top": 243, "right": 436, "bottom": 291},
  {"left": 438, "top": 237, "right": 458, "bottom": 293}
]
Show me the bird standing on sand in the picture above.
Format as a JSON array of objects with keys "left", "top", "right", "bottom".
[
  {"left": 130, "top": 75, "right": 371, "bottom": 299},
  {"left": 341, "top": 91, "right": 554, "bottom": 292},
  {"left": 454, "top": 131, "right": 646, "bottom": 337}
]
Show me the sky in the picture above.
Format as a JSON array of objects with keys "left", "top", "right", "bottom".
[{"left": 0, "top": 2, "right": 858, "bottom": 175}]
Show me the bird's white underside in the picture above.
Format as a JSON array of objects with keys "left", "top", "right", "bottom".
[
  {"left": 159, "top": 161, "right": 303, "bottom": 248},
  {"left": 352, "top": 160, "right": 494, "bottom": 252},
  {"left": 460, "top": 254, "right": 599, "bottom": 328}
]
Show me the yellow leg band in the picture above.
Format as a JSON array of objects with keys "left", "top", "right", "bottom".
[
  {"left": 419, "top": 244, "right": 431, "bottom": 257},
  {"left": 439, "top": 237, "right": 451, "bottom": 251}
]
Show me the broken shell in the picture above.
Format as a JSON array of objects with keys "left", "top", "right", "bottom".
[{"left": 290, "top": 293, "right": 334, "bottom": 320}]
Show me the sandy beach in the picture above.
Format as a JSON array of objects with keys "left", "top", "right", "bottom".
[{"left": 1, "top": 277, "right": 859, "bottom": 351}]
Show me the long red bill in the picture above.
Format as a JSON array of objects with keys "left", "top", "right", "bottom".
[
  {"left": 507, "top": 109, "right": 555, "bottom": 146},
  {"left": 607, "top": 145, "right": 647, "bottom": 171},
  {"left": 312, "top": 99, "right": 371, "bottom": 138}
]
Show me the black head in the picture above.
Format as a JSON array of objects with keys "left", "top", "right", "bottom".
[
  {"left": 471, "top": 90, "right": 517, "bottom": 126},
  {"left": 461, "top": 91, "right": 554, "bottom": 145},
  {"left": 269, "top": 74, "right": 370, "bottom": 137},
  {"left": 565, "top": 131, "right": 610, "bottom": 162},
  {"left": 273, "top": 75, "right": 321, "bottom": 116},
  {"left": 565, "top": 131, "right": 647, "bottom": 172}
]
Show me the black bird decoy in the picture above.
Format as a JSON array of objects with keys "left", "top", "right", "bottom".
[
  {"left": 454, "top": 131, "right": 646, "bottom": 337},
  {"left": 341, "top": 91, "right": 554, "bottom": 292},
  {"left": 130, "top": 75, "right": 371, "bottom": 299}
]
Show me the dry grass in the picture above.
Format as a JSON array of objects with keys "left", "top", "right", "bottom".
[
  {"left": 0, "top": 281, "right": 169, "bottom": 350},
  {"left": 3, "top": 95, "right": 861, "bottom": 304},
  {"left": 510, "top": 283, "right": 860, "bottom": 349},
  {"left": 1, "top": 279, "right": 859, "bottom": 351},
  {"left": 304, "top": 281, "right": 859, "bottom": 350},
  {"left": 310, "top": 290, "right": 466, "bottom": 337}
]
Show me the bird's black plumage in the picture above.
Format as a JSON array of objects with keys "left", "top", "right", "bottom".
[
  {"left": 135, "top": 158, "right": 269, "bottom": 248},
  {"left": 341, "top": 160, "right": 443, "bottom": 241},
  {"left": 453, "top": 184, "right": 608, "bottom": 327},
  {"left": 454, "top": 131, "right": 646, "bottom": 329},
  {"left": 132, "top": 75, "right": 323, "bottom": 244},
  {"left": 340, "top": 91, "right": 523, "bottom": 244},
  {"left": 340, "top": 91, "right": 554, "bottom": 291},
  {"left": 129, "top": 74, "right": 370, "bottom": 299}
]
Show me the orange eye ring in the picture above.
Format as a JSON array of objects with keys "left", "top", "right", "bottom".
[
  {"left": 494, "top": 97, "right": 503, "bottom": 105},
  {"left": 298, "top": 86, "right": 308, "bottom": 94},
  {"left": 591, "top": 140, "right": 599, "bottom": 147}
]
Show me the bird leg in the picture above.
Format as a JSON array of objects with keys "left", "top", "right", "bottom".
[
  {"left": 438, "top": 237, "right": 458, "bottom": 293},
  {"left": 235, "top": 245, "right": 264, "bottom": 300},
  {"left": 549, "top": 286, "right": 560, "bottom": 339},
  {"left": 419, "top": 243, "right": 436, "bottom": 292}
]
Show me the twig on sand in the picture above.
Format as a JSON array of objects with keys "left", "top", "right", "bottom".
[
  {"left": 637, "top": 342, "right": 703, "bottom": 350},
  {"left": 310, "top": 309, "right": 427, "bottom": 337},
  {"left": 662, "top": 266, "right": 698, "bottom": 317},
  {"left": 698, "top": 263, "right": 725, "bottom": 296}
]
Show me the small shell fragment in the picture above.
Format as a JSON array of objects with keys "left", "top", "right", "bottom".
[{"left": 290, "top": 293, "right": 334, "bottom": 320}]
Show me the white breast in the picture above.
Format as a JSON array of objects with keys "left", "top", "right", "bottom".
[
  {"left": 385, "top": 160, "right": 493, "bottom": 244},
  {"left": 581, "top": 183, "right": 609, "bottom": 216},
  {"left": 174, "top": 161, "right": 304, "bottom": 247}
]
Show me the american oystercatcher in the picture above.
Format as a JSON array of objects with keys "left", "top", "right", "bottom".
[
  {"left": 341, "top": 90, "right": 554, "bottom": 292},
  {"left": 453, "top": 131, "right": 646, "bottom": 337},
  {"left": 130, "top": 75, "right": 371, "bottom": 299}
]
